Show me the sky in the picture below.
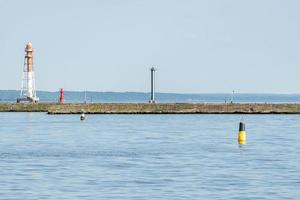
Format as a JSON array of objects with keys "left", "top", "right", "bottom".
[{"left": 0, "top": 0, "right": 300, "bottom": 93}]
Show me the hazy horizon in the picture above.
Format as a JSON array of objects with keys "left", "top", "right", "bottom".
[
  {"left": 1, "top": 0, "right": 300, "bottom": 93},
  {"left": 2, "top": 89, "right": 300, "bottom": 95}
]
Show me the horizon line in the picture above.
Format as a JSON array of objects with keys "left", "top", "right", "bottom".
[{"left": 1, "top": 89, "right": 300, "bottom": 95}]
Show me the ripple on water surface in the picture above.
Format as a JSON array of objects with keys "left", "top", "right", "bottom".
[{"left": 0, "top": 113, "right": 299, "bottom": 199}]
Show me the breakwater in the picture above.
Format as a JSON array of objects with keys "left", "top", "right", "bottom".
[{"left": 1, "top": 103, "right": 300, "bottom": 114}]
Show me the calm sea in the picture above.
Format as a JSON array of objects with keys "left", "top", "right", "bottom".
[
  {"left": 2, "top": 90, "right": 300, "bottom": 103},
  {"left": 0, "top": 113, "right": 299, "bottom": 199}
]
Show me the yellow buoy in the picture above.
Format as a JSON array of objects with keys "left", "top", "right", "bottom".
[{"left": 238, "top": 121, "right": 246, "bottom": 144}]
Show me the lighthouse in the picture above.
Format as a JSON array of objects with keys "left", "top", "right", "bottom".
[{"left": 17, "top": 42, "right": 39, "bottom": 103}]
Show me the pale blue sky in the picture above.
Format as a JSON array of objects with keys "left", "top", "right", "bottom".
[{"left": 1, "top": 0, "right": 300, "bottom": 93}]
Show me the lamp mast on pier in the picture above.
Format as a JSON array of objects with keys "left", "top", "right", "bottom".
[{"left": 149, "top": 67, "right": 156, "bottom": 104}]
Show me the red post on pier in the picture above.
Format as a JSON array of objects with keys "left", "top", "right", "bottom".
[{"left": 59, "top": 88, "right": 64, "bottom": 103}]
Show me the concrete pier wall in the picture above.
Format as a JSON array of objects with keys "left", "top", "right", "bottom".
[{"left": 1, "top": 103, "right": 300, "bottom": 114}]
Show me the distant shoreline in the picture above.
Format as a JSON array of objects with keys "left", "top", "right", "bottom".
[
  {"left": 2, "top": 91, "right": 300, "bottom": 104},
  {"left": 1, "top": 103, "right": 300, "bottom": 114}
]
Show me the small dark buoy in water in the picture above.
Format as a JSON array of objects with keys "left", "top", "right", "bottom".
[{"left": 80, "top": 113, "right": 85, "bottom": 121}]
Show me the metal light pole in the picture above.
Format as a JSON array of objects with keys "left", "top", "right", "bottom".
[{"left": 149, "top": 67, "right": 156, "bottom": 104}]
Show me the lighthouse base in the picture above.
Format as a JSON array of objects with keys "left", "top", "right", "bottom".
[{"left": 17, "top": 96, "right": 39, "bottom": 103}]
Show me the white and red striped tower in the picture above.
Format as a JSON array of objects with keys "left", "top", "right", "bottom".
[{"left": 17, "top": 42, "right": 39, "bottom": 103}]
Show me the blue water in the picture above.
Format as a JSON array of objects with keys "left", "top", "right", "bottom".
[
  {"left": 0, "top": 113, "right": 299, "bottom": 199},
  {"left": 2, "top": 90, "right": 300, "bottom": 103}
]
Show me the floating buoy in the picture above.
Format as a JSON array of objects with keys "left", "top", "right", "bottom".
[
  {"left": 238, "top": 120, "right": 246, "bottom": 145},
  {"left": 80, "top": 113, "right": 85, "bottom": 121}
]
